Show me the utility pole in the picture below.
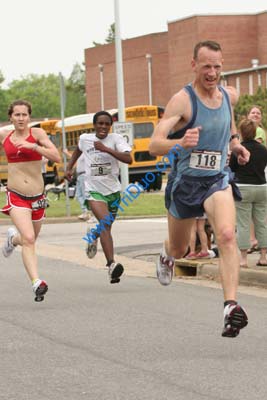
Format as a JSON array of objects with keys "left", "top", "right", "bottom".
[{"left": 114, "top": 0, "right": 129, "bottom": 190}]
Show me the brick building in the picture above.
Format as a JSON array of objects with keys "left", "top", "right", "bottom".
[{"left": 84, "top": 11, "right": 267, "bottom": 112}]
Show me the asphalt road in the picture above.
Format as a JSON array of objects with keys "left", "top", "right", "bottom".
[{"left": 1, "top": 219, "right": 267, "bottom": 399}]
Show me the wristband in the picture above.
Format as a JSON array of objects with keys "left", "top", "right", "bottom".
[
  {"left": 229, "top": 134, "right": 240, "bottom": 142},
  {"left": 32, "top": 143, "right": 38, "bottom": 151}
]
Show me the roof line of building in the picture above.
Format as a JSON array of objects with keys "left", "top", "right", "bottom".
[
  {"left": 168, "top": 10, "right": 267, "bottom": 24},
  {"left": 222, "top": 64, "right": 267, "bottom": 76}
]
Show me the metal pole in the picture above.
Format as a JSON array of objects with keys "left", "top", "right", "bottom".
[
  {"left": 146, "top": 54, "right": 153, "bottom": 105},
  {"left": 114, "top": 0, "right": 129, "bottom": 190},
  {"left": 98, "top": 64, "right": 105, "bottom": 110},
  {"left": 59, "top": 72, "right": 71, "bottom": 217}
]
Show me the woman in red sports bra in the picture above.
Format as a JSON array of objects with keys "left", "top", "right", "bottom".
[{"left": 0, "top": 99, "right": 60, "bottom": 302}]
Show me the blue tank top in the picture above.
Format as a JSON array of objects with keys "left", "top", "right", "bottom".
[{"left": 171, "top": 84, "right": 231, "bottom": 179}]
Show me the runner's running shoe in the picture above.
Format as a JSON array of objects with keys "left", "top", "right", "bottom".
[
  {"left": 109, "top": 262, "right": 124, "bottom": 284},
  {"left": 222, "top": 303, "right": 248, "bottom": 338},
  {"left": 32, "top": 279, "right": 48, "bottom": 302},
  {"left": 86, "top": 239, "right": 98, "bottom": 259},
  {"left": 2, "top": 227, "right": 17, "bottom": 257},
  {"left": 156, "top": 252, "right": 175, "bottom": 286}
]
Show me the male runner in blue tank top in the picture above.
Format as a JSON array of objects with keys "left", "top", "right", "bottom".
[{"left": 149, "top": 40, "right": 250, "bottom": 338}]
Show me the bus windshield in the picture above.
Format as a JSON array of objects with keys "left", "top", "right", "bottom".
[{"left": 133, "top": 122, "right": 154, "bottom": 139}]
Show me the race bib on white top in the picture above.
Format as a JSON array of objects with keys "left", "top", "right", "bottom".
[
  {"left": 78, "top": 132, "right": 131, "bottom": 195},
  {"left": 189, "top": 150, "right": 221, "bottom": 170},
  {"left": 91, "top": 162, "right": 112, "bottom": 176}
]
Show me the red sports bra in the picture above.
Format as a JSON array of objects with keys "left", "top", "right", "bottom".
[{"left": 2, "top": 129, "right": 42, "bottom": 163}]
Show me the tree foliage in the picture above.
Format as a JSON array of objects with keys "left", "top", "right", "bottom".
[
  {"left": 106, "top": 23, "right": 115, "bottom": 44},
  {"left": 0, "top": 64, "right": 86, "bottom": 123},
  {"left": 0, "top": 70, "right": 9, "bottom": 121},
  {"left": 93, "top": 23, "right": 115, "bottom": 46},
  {"left": 6, "top": 74, "right": 62, "bottom": 119},
  {"left": 65, "top": 63, "right": 86, "bottom": 116},
  {"left": 235, "top": 87, "right": 267, "bottom": 128}
]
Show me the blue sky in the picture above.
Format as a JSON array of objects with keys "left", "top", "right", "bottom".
[{"left": 1, "top": 0, "right": 266, "bottom": 86}]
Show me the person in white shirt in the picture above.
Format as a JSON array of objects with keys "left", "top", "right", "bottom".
[
  {"left": 75, "top": 153, "right": 92, "bottom": 221},
  {"left": 66, "top": 111, "right": 132, "bottom": 284}
]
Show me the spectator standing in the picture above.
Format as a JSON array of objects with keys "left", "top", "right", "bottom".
[
  {"left": 229, "top": 118, "right": 267, "bottom": 268},
  {"left": 247, "top": 105, "right": 267, "bottom": 251},
  {"left": 247, "top": 105, "right": 266, "bottom": 146},
  {"left": 186, "top": 216, "right": 211, "bottom": 259}
]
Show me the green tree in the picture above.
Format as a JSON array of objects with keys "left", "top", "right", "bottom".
[
  {"left": 5, "top": 74, "right": 61, "bottom": 119},
  {"left": 0, "top": 71, "right": 9, "bottom": 122},
  {"left": 0, "top": 64, "right": 86, "bottom": 121},
  {"left": 93, "top": 23, "right": 115, "bottom": 46},
  {"left": 106, "top": 23, "right": 115, "bottom": 44},
  {"left": 65, "top": 62, "right": 86, "bottom": 116}
]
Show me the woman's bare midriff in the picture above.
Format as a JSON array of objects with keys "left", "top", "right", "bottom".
[{"left": 7, "top": 160, "right": 44, "bottom": 196}]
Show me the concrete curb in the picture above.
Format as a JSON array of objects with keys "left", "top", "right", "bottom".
[
  {"left": 199, "top": 262, "right": 267, "bottom": 288},
  {"left": 175, "top": 257, "right": 267, "bottom": 289},
  {"left": 0, "top": 215, "right": 166, "bottom": 226},
  {"left": 1, "top": 216, "right": 267, "bottom": 289}
]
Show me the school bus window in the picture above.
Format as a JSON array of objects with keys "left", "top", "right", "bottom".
[
  {"left": 158, "top": 107, "right": 164, "bottom": 118},
  {"left": 73, "top": 131, "right": 77, "bottom": 145},
  {"left": 133, "top": 122, "right": 154, "bottom": 139},
  {"left": 54, "top": 132, "right": 61, "bottom": 148},
  {"left": 134, "top": 151, "right": 156, "bottom": 162},
  {"left": 66, "top": 134, "right": 71, "bottom": 148},
  {"left": 68, "top": 133, "right": 72, "bottom": 147},
  {"left": 74, "top": 131, "right": 79, "bottom": 143},
  {"left": 71, "top": 132, "right": 75, "bottom": 146},
  {"left": 76, "top": 130, "right": 82, "bottom": 142}
]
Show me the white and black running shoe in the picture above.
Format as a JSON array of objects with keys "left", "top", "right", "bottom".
[
  {"left": 109, "top": 262, "right": 124, "bottom": 284},
  {"left": 33, "top": 279, "right": 48, "bottom": 302},
  {"left": 222, "top": 303, "right": 248, "bottom": 338},
  {"left": 156, "top": 252, "right": 174, "bottom": 286}
]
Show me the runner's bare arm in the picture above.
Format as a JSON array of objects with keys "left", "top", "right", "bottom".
[
  {"left": 66, "top": 146, "right": 82, "bottom": 180},
  {"left": 149, "top": 89, "right": 201, "bottom": 155},
  {"left": 94, "top": 141, "right": 132, "bottom": 164}
]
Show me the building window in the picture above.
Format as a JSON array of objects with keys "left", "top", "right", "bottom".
[
  {"left": 236, "top": 77, "right": 240, "bottom": 95},
  {"left": 249, "top": 74, "right": 253, "bottom": 95},
  {"left": 258, "top": 73, "right": 262, "bottom": 88}
]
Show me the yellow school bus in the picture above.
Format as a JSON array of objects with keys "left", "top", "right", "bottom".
[
  {"left": 112, "top": 105, "right": 165, "bottom": 190},
  {"left": 52, "top": 105, "right": 165, "bottom": 190},
  {"left": 38, "top": 119, "right": 60, "bottom": 184}
]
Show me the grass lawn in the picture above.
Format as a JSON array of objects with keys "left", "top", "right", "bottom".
[
  {"left": 0, "top": 190, "right": 166, "bottom": 219},
  {"left": 117, "top": 192, "right": 166, "bottom": 217}
]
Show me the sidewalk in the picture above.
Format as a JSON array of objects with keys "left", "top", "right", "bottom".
[
  {"left": 1, "top": 216, "right": 267, "bottom": 289},
  {"left": 22, "top": 241, "right": 267, "bottom": 289}
]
